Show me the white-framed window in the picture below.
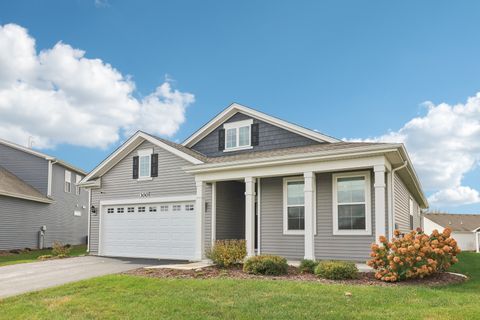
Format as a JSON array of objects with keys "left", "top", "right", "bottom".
[
  {"left": 138, "top": 148, "right": 153, "bottom": 180},
  {"left": 172, "top": 205, "right": 181, "bottom": 212},
  {"left": 107, "top": 208, "right": 114, "bottom": 214},
  {"left": 127, "top": 207, "right": 135, "bottom": 213},
  {"left": 409, "top": 198, "right": 414, "bottom": 230},
  {"left": 149, "top": 206, "right": 157, "bottom": 213},
  {"left": 117, "top": 208, "right": 124, "bottom": 214},
  {"left": 332, "top": 171, "right": 371, "bottom": 235},
  {"left": 64, "top": 170, "right": 71, "bottom": 193},
  {"left": 160, "top": 205, "right": 169, "bottom": 212},
  {"left": 283, "top": 177, "right": 305, "bottom": 235},
  {"left": 185, "top": 204, "right": 195, "bottom": 211},
  {"left": 223, "top": 119, "right": 253, "bottom": 151},
  {"left": 138, "top": 206, "right": 146, "bottom": 213},
  {"left": 75, "top": 174, "right": 82, "bottom": 195}
]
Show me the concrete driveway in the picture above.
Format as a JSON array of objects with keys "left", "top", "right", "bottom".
[{"left": 0, "top": 256, "right": 169, "bottom": 299}]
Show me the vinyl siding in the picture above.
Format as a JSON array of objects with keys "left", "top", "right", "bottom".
[
  {"left": 215, "top": 181, "right": 245, "bottom": 240},
  {"left": 394, "top": 172, "right": 420, "bottom": 232},
  {"left": 260, "top": 177, "right": 304, "bottom": 260},
  {"left": 0, "top": 163, "right": 88, "bottom": 250},
  {"left": 89, "top": 141, "right": 197, "bottom": 254},
  {"left": 191, "top": 112, "right": 322, "bottom": 157},
  {"left": 0, "top": 143, "right": 48, "bottom": 195},
  {"left": 314, "top": 172, "right": 376, "bottom": 261}
]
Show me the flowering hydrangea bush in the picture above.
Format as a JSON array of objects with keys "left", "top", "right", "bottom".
[{"left": 367, "top": 228, "right": 461, "bottom": 282}]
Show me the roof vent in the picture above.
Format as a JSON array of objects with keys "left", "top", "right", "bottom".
[{"left": 448, "top": 221, "right": 451, "bottom": 225}]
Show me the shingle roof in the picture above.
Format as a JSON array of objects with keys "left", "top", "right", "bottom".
[
  {"left": 145, "top": 132, "right": 384, "bottom": 164},
  {"left": 0, "top": 166, "right": 52, "bottom": 203},
  {"left": 424, "top": 213, "right": 480, "bottom": 232}
]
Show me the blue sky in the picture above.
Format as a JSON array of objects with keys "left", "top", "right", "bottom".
[{"left": 1, "top": 1, "right": 480, "bottom": 212}]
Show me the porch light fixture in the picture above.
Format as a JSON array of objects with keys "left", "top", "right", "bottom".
[{"left": 91, "top": 205, "right": 97, "bottom": 215}]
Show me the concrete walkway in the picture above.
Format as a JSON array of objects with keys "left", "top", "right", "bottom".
[{"left": 0, "top": 256, "right": 165, "bottom": 299}]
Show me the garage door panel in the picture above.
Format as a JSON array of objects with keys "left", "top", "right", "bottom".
[{"left": 101, "top": 201, "right": 196, "bottom": 260}]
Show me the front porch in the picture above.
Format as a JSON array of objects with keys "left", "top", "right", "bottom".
[{"left": 192, "top": 155, "right": 393, "bottom": 262}]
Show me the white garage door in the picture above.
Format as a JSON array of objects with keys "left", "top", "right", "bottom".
[{"left": 100, "top": 201, "right": 196, "bottom": 260}]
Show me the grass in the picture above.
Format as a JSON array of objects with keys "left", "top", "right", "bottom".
[
  {"left": 0, "top": 252, "right": 478, "bottom": 320},
  {"left": 0, "top": 245, "right": 87, "bottom": 267}
]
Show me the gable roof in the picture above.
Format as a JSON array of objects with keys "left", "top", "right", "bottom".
[
  {"left": 424, "top": 213, "right": 480, "bottom": 232},
  {"left": 182, "top": 103, "right": 341, "bottom": 147},
  {"left": 80, "top": 131, "right": 205, "bottom": 184},
  {"left": 0, "top": 138, "right": 86, "bottom": 175},
  {"left": 0, "top": 166, "right": 52, "bottom": 203}
]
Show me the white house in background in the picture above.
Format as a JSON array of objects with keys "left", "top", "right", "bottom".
[{"left": 423, "top": 213, "right": 480, "bottom": 252}]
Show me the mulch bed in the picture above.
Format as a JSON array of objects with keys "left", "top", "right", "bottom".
[{"left": 125, "top": 265, "right": 467, "bottom": 287}]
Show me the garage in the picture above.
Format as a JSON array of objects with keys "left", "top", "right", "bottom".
[{"left": 100, "top": 201, "right": 196, "bottom": 260}]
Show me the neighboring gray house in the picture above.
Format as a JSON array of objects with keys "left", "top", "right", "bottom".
[
  {"left": 80, "top": 103, "right": 428, "bottom": 262},
  {"left": 0, "top": 138, "right": 88, "bottom": 250}
]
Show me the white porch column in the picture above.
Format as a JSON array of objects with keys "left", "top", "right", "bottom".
[
  {"left": 195, "top": 180, "right": 205, "bottom": 260},
  {"left": 374, "top": 165, "right": 387, "bottom": 244},
  {"left": 245, "top": 177, "right": 256, "bottom": 257},
  {"left": 304, "top": 172, "right": 315, "bottom": 260}
]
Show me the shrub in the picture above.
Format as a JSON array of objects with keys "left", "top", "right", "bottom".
[
  {"left": 367, "top": 228, "right": 461, "bottom": 282},
  {"left": 243, "top": 255, "right": 288, "bottom": 275},
  {"left": 314, "top": 261, "right": 358, "bottom": 280},
  {"left": 299, "top": 259, "right": 319, "bottom": 274},
  {"left": 206, "top": 239, "right": 246, "bottom": 268},
  {"left": 52, "top": 241, "right": 71, "bottom": 257}
]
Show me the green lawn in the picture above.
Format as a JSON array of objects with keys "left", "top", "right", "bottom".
[
  {"left": 0, "top": 245, "right": 87, "bottom": 267},
  {"left": 0, "top": 252, "right": 478, "bottom": 320}
]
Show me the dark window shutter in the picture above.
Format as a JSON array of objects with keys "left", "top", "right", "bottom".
[
  {"left": 251, "top": 123, "right": 259, "bottom": 146},
  {"left": 218, "top": 129, "right": 225, "bottom": 151},
  {"left": 151, "top": 153, "right": 158, "bottom": 177},
  {"left": 132, "top": 156, "right": 139, "bottom": 179}
]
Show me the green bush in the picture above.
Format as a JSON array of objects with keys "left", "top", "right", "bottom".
[
  {"left": 206, "top": 239, "right": 246, "bottom": 268},
  {"left": 52, "top": 241, "right": 71, "bottom": 257},
  {"left": 243, "top": 255, "right": 288, "bottom": 275},
  {"left": 314, "top": 260, "right": 358, "bottom": 280},
  {"left": 299, "top": 259, "right": 319, "bottom": 274}
]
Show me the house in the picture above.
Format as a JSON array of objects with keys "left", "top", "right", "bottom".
[
  {"left": 0, "top": 138, "right": 89, "bottom": 250},
  {"left": 423, "top": 213, "right": 480, "bottom": 252},
  {"left": 80, "top": 103, "right": 428, "bottom": 262}
]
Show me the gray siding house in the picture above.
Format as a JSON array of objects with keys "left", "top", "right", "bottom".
[
  {"left": 80, "top": 103, "right": 428, "bottom": 262},
  {"left": 0, "top": 139, "right": 88, "bottom": 250}
]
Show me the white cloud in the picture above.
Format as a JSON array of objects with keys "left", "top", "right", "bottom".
[
  {"left": 350, "top": 93, "right": 480, "bottom": 207},
  {"left": 0, "top": 23, "right": 194, "bottom": 149}
]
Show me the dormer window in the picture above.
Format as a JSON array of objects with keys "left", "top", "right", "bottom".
[{"left": 223, "top": 119, "right": 253, "bottom": 151}]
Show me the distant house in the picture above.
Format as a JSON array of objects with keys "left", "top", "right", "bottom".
[
  {"left": 0, "top": 138, "right": 89, "bottom": 250},
  {"left": 80, "top": 103, "right": 427, "bottom": 262},
  {"left": 423, "top": 213, "right": 480, "bottom": 252}
]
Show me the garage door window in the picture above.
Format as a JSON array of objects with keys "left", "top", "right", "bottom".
[
  {"left": 127, "top": 207, "right": 135, "bottom": 213},
  {"left": 138, "top": 207, "right": 146, "bottom": 213},
  {"left": 160, "top": 205, "right": 169, "bottom": 212},
  {"left": 149, "top": 206, "right": 157, "bottom": 213},
  {"left": 185, "top": 204, "right": 194, "bottom": 211},
  {"left": 173, "top": 205, "right": 181, "bottom": 211},
  {"left": 107, "top": 208, "right": 114, "bottom": 214},
  {"left": 117, "top": 208, "right": 124, "bottom": 213}
]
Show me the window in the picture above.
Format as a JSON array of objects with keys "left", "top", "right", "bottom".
[
  {"left": 185, "top": 204, "right": 194, "bottom": 211},
  {"left": 172, "top": 205, "right": 181, "bottom": 212},
  {"left": 283, "top": 177, "right": 305, "bottom": 234},
  {"left": 64, "top": 170, "right": 71, "bottom": 193},
  {"left": 333, "top": 172, "right": 371, "bottom": 235},
  {"left": 160, "top": 205, "right": 169, "bottom": 212},
  {"left": 117, "top": 208, "right": 124, "bottom": 213},
  {"left": 75, "top": 175, "right": 82, "bottom": 195},
  {"left": 409, "top": 198, "right": 414, "bottom": 230},
  {"left": 223, "top": 119, "right": 253, "bottom": 151},
  {"left": 149, "top": 206, "right": 157, "bottom": 213},
  {"left": 138, "top": 148, "right": 153, "bottom": 179},
  {"left": 138, "top": 207, "right": 146, "bottom": 213},
  {"left": 107, "top": 208, "right": 114, "bottom": 214},
  {"left": 127, "top": 207, "right": 135, "bottom": 213}
]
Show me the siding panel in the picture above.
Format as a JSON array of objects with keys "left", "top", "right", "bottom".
[
  {"left": 215, "top": 181, "right": 245, "bottom": 240},
  {"left": 191, "top": 112, "right": 322, "bottom": 157},
  {"left": 89, "top": 141, "right": 197, "bottom": 254}
]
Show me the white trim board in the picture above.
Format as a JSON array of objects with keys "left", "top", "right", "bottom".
[
  {"left": 80, "top": 131, "right": 204, "bottom": 185},
  {"left": 99, "top": 195, "right": 197, "bottom": 206},
  {"left": 182, "top": 103, "right": 341, "bottom": 147}
]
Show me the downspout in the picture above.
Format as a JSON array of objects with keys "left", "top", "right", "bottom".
[{"left": 390, "top": 160, "right": 408, "bottom": 238}]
